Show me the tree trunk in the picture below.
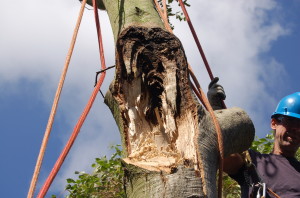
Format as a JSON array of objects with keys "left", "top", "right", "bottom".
[{"left": 90, "top": 0, "right": 255, "bottom": 197}]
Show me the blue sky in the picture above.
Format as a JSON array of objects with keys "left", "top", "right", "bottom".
[{"left": 0, "top": 0, "right": 299, "bottom": 197}]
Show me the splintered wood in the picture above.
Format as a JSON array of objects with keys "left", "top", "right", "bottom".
[{"left": 107, "top": 26, "right": 199, "bottom": 172}]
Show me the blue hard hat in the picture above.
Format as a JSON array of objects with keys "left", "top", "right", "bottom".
[{"left": 272, "top": 92, "right": 300, "bottom": 119}]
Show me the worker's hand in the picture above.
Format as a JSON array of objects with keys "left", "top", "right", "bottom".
[
  {"left": 208, "top": 77, "right": 226, "bottom": 100},
  {"left": 207, "top": 77, "right": 226, "bottom": 110}
]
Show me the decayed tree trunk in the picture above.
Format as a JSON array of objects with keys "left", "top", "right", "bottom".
[{"left": 89, "top": 0, "right": 255, "bottom": 197}]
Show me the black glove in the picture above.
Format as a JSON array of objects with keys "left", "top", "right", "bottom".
[{"left": 207, "top": 77, "right": 226, "bottom": 110}]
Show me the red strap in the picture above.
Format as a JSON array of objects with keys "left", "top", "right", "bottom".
[
  {"left": 178, "top": 0, "right": 226, "bottom": 109},
  {"left": 178, "top": 0, "right": 214, "bottom": 80},
  {"left": 36, "top": 0, "right": 106, "bottom": 197}
]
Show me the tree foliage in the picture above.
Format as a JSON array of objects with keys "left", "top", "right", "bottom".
[
  {"left": 54, "top": 133, "right": 299, "bottom": 198},
  {"left": 156, "top": 0, "right": 190, "bottom": 29},
  {"left": 53, "top": 145, "right": 125, "bottom": 198}
]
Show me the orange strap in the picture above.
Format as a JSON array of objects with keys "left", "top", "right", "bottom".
[
  {"left": 26, "top": 1, "right": 88, "bottom": 197},
  {"left": 36, "top": 0, "right": 106, "bottom": 197}
]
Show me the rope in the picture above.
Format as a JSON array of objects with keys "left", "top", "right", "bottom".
[
  {"left": 27, "top": 1, "right": 87, "bottom": 197},
  {"left": 267, "top": 188, "right": 281, "bottom": 198},
  {"left": 155, "top": 1, "right": 225, "bottom": 197},
  {"left": 36, "top": 0, "right": 106, "bottom": 196},
  {"left": 178, "top": 0, "right": 213, "bottom": 80}
]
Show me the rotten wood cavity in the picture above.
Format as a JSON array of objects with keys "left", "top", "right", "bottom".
[{"left": 105, "top": 26, "right": 199, "bottom": 172}]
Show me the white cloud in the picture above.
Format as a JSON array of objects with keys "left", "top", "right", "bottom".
[
  {"left": 172, "top": 0, "right": 289, "bottom": 135},
  {"left": 0, "top": 0, "right": 118, "bottom": 195}
]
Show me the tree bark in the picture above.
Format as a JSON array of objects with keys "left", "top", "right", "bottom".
[{"left": 90, "top": 0, "right": 255, "bottom": 197}]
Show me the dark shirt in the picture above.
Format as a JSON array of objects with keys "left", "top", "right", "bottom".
[{"left": 231, "top": 149, "right": 300, "bottom": 198}]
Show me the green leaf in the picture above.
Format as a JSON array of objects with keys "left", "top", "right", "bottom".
[
  {"left": 56, "top": 145, "right": 125, "bottom": 198},
  {"left": 67, "top": 178, "right": 76, "bottom": 183}
]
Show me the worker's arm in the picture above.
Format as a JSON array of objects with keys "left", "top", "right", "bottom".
[
  {"left": 207, "top": 78, "right": 246, "bottom": 175},
  {"left": 223, "top": 153, "right": 245, "bottom": 175}
]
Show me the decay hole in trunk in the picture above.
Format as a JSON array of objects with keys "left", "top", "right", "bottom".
[{"left": 115, "top": 27, "right": 200, "bottom": 173}]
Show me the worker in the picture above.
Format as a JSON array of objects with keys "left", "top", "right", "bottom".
[{"left": 207, "top": 78, "right": 300, "bottom": 198}]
